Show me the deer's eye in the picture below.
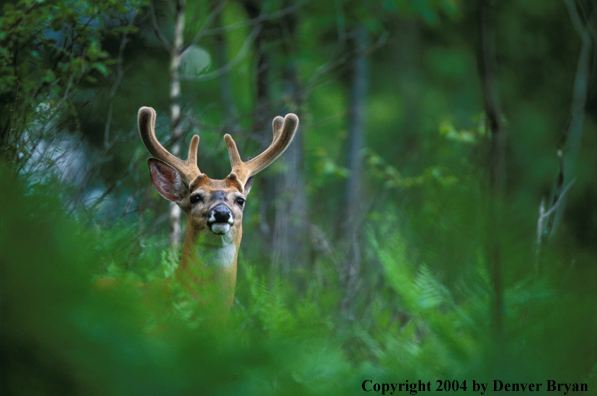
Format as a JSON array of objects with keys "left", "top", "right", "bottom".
[
  {"left": 190, "top": 195, "right": 202, "bottom": 204},
  {"left": 236, "top": 197, "right": 245, "bottom": 207}
]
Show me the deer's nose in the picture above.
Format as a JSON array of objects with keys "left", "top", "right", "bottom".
[{"left": 210, "top": 205, "right": 233, "bottom": 224}]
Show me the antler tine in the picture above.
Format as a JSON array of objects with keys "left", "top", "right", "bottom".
[
  {"left": 224, "top": 134, "right": 243, "bottom": 170},
  {"left": 138, "top": 107, "right": 201, "bottom": 182},
  {"left": 225, "top": 113, "right": 299, "bottom": 186},
  {"left": 188, "top": 134, "right": 199, "bottom": 166},
  {"left": 272, "top": 116, "right": 284, "bottom": 140},
  {"left": 246, "top": 113, "right": 298, "bottom": 176}
]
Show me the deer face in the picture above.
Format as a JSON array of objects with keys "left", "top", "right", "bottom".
[
  {"left": 138, "top": 106, "right": 297, "bottom": 247},
  {"left": 148, "top": 158, "right": 254, "bottom": 243}
]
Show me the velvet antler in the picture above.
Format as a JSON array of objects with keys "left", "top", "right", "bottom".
[
  {"left": 224, "top": 113, "right": 299, "bottom": 186},
  {"left": 138, "top": 107, "right": 202, "bottom": 183}
]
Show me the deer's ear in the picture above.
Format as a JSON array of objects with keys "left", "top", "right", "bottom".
[
  {"left": 244, "top": 176, "right": 255, "bottom": 196},
  {"left": 148, "top": 158, "right": 188, "bottom": 203}
]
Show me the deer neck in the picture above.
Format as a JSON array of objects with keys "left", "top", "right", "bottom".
[{"left": 173, "top": 220, "right": 241, "bottom": 314}]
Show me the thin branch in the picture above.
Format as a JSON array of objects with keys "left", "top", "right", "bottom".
[
  {"left": 564, "top": 0, "right": 586, "bottom": 38},
  {"left": 304, "top": 31, "right": 388, "bottom": 94},
  {"left": 181, "top": 24, "right": 261, "bottom": 82},
  {"left": 200, "top": 0, "right": 308, "bottom": 37},
  {"left": 334, "top": 0, "right": 347, "bottom": 44},
  {"left": 535, "top": 176, "right": 577, "bottom": 261},
  {"left": 181, "top": 0, "right": 229, "bottom": 53},
  {"left": 540, "top": 178, "right": 576, "bottom": 220},
  {"left": 104, "top": 12, "right": 137, "bottom": 148},
  {"left": 14, "top": 76, "right": 74, "bottom": 175},
  {"left": 545, "top": 0, "right": 593, "bottom": 236},
  {"left": 534, "top": 1, "right": 593, "bottom": 264},
  {"left": 149, "top": 0, "right": 172, "bottom": 51}
]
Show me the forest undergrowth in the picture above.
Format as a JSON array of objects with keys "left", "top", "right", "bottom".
[{"left": 2, "top": 165, "right": 595, "bottom": 396}]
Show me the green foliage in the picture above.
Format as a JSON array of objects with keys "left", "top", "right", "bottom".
[{"left": 0, "top": 0, "right": 142, "bottom": 167}]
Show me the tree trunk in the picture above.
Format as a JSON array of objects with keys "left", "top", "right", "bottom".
[
  {"left": 340, "top": 25, "right": 369, "bottom": 323},
  {"left": 240, "top": 1, "right": 307, "bottom": 282},
  {"left": 242, "top": 0, "right": 275, "bottom": 255},
  {"left": 212, "top": 0, "right": 236, "bottom": 125},
  {"left": 270, "top": 3, "right": 307, "bottom": 281},
  {"left": 272, "top": 70, "right": 307, "bottom": 281},
  {"left": 479, "top": 0, "right": 506, "bottom": 367},
  {"left": 550, "top": 1, "right": 593, "bottom": 239},
  {"left": 535, "top": 2, "right": 593, "bottom": 261},
  {"left": 168, "top": 0, "right": 186, "bottom": 249}
]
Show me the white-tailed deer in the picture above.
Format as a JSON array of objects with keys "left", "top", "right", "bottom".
[{"left": 96, "top": 107, "right": 298, "bottom": 326}]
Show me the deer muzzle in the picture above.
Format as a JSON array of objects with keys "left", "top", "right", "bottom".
[{"left": 207, "top": 205, "right": 234, "bottom": 235}]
